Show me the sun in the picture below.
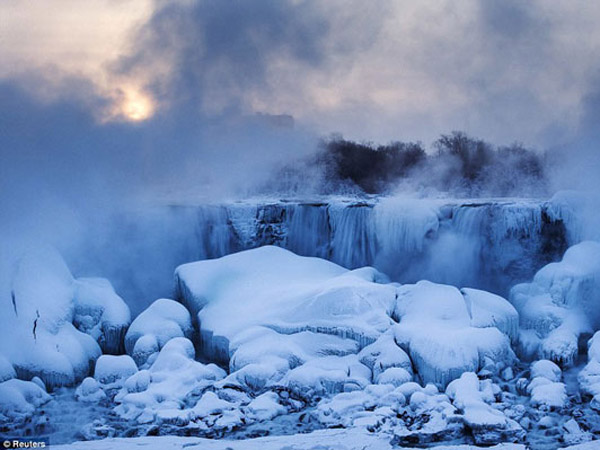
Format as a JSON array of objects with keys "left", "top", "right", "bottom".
[{"left": 120, "top": 88, "right": 154, "bottom": 122}]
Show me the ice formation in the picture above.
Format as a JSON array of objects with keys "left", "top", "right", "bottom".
[
  {"left": 73, "top": 278, "right": 131, "bottom": 354},
  {"left": 0, "top": 378, "right": 51, "bottom": 422},
  {"left": 0, "top": 248, "right": 131, "bottom": 389},
  {"left": 114, "top": 338, "right": 226, "bottom": 426},
  {"left": 446, "top": 372, "right": 525, "bottom": 444},
  {"left": 176, "top": 246, "right": 396, "bottom": 364},
  {"left": 511, "top": 241, "right": 600, "bottom": 366},
  {"left": 579, "top": 331, "right": 600, "bottom": 409},
  {"left": 124, "top": 298, "right": 193, "bottom": 367},
  {"left": 392, "top": 281, "right": 516, "bottom": 387}
]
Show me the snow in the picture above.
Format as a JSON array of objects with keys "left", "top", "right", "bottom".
[
  {"left": 579, "top": 331, "right": 600, "bottom": 407},
  {"left": 125, "top": 298, "right": 193, "bottom": 366},
  {"left": 175, "top": 246, "right": 395, "bottom": 379},
  {"left": 245, "top": 391, "right": 287, "bottom": 421},
  {"left": 73, "top": 278, "right": 131, "bottom": 354},
  {"left": 358, "top": 332, "right": 413, "bottom": 381},
  {"left": 75, "top": 377, "right": 107, "bottom": 402},
  {"left": 113, "top": 338, "right": 225, "bottom": 423},
  {"left": 511, "top": 241, "right": 600, "bottom": 366},
  {"left": 461, "top": 288, "right": 519, "bottom": 342},
  {"left": 51, "top": 432, "right": 529, "bottom": 450},
  {"left": 392, "top": 281, "right": 515, "bottom": 387},
  {"left": 0, "top": 247, "right": 134, "bottom": 389},
  {"left": 0, "top": 355, "right": 16, "bottom": 382},
  {"left": 531, "top": 359, "right": 562, "bottom": 382},
  {"left": 281, "top": 354, "right": 371, "bottom": 396},
  {"left": 446, "top": 372, "right": 525, "bottom": 445},
  {"left": 94, "top": 355, "right": 138, "bottom": 388},
  {"left": 526, "top": 360, "right": 567, "bottom": 409},
  {"left": 0, "top": 378, "right": 51, "bottom": 420}
]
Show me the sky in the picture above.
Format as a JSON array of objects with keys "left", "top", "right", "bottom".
[{"left": 2, "top": 0, "right": 600, "bottom": 148}]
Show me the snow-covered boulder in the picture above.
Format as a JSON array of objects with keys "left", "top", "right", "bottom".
[
  {"left": 73, "top": 278, "right": 131, "bottom": 354},
  {"left": 245, "top": 391, "right": 287, "bottom": 421},
  {"left": 579, "top": 331, "right": 600, "bottom": 409},
  {"left": 393, "top": 281, "right": 516, "bottom": 387},
  {"left": 176, "top": 247, "right": 517, "bottom": 391},
  {"left": 0, "top": 355, "right": 16, "bottom": 383},
  {"left": 114, "top": 338, "right": 225, "bottom": 424},
  {"left": 94, "top": 355, "right": 138, "bottom": 388},
  {"left": 527, "top": 360, "right": 567, "bottom": 409},
  {"left": 511, "top": 241, "right": 600, "bottom": 366},
  {"left": 4, "top": 248, "right": 101, "bottom": 388},
  {"left": 358, "top": 332, "right": 413, "bottom": 382},
  {"left": 175, "top": 246, "right": 396, "bottom": 364},
  {"left": 1, "top": 248, "right": 131, "bottom": 389},
  {"left": 280, "top": 354, "right": 371, "bottom": 397},
  {"left": 75, "top": 377, "right": 107, "bottom": 403},
  {"left": 446, "top": 372, "right": 525, "bottom": 445},
  {"left": 175, "top": 246, "right": 397, "bottom": 394},
  {"left": 0, "top": 379, "right": 51, "bottom": 422},
  {"left": 125, "top": 299, "right": 193, "bottom": 367}
]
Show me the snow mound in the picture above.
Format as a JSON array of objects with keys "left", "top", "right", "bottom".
[
  {"left": 280, "top": 354, "right": 371, "bottom": 397},
  {"left": 358, "top": 332, "right": 413, "bottom": 382},
  {"left": 114, "top": 338, "right": 225, "bottom": 424},
  {"left": 0, "top": 379, "right": 51, "bottom": 421},
  {"left": 5, "top": 247, "right": 102, "bottom": 389},
  {"left": 75, "top": 377, "right": 107, "bottom": 403},
  {"left": 446, "top": 372, "right": 525, "bottom": 445},
  {"left": 125, "top": 298, "right": 193, "bottom": 367},
  {"left": 527, "top": 360, "right": 567, "bottom": 409},
  {"left": 393, "top": 281, "right": 515, "bottom": 387},
  {"left": 0, "top": 355, "right": 16, "bottom": 383},
  {"left": 73, "top": 278, "right": 131, "bottom": 354},
  {"left": 579, "top": 331, "right": 600, "bottom": 409},
  {"left": 1, "top": 248, "right": 131, "bottom": 389},
  {"left": 94, "top": 355, "right": 138, "bottom": 388},
  {"left": 511, "top": 241, "right": 600, "bottom": 366},
  {"left": 176, "top": 247, "right": 516, "bottom": 392},
  {"left": 175, "top": 246, "right": 396, "bottom": 362}
]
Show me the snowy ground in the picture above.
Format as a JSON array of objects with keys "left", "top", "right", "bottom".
[{"left": 52, "top": 429, "right": 526, "bottom": 450}]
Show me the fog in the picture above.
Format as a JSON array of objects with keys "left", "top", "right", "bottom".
[{"left": 1, "top": 0, "right": 599, "bottom": 314}]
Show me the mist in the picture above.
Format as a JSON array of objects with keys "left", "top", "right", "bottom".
[{"left": 2, "top": 0, "right": 600, "bottom": 314}]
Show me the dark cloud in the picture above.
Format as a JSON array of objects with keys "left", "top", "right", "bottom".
[{"left": 115, "top": 0, "right": 333, "bottom": 114}]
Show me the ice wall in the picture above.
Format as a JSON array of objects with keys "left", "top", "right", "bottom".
[
  {"left": 70, "top": 195, "right": 574, "bottom": 311},
  {"left": 171, "top": 197, "right": 569, "bottom": 297}
]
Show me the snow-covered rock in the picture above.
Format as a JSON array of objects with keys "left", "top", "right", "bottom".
[
  {"left": 527, "top": 360, "right": 567, "bottom": 409},
  {"left": 94, "top": 355, "right": 138, "bottom": 388},
  {"left": 4, "top": 248, "right": 101, "bottom": 388},
  {"left": 511, "top": 241, "right": 600, "bottom": 366},
  {"left": 0, "top": 379, "right": 51, "bottom": 421},
  {"left": 75, "top": 377, "right": 107, "bottom": 402},
  {"left": 177, "top": 247, "right": 517, "bottom": 392},
  {"left": 245, "top": 391, "right": 287, "bottom": 421},
  {"left": 393, "top": 281, "right": 515, "bottom": 387},
  {"left": 358, "top": 332, "right": 413, "bottom": 382},
  {"left": 1, "top": 248, "right": 131, "bottom": 389},
  {"left": 0, "top": 355, "right": 16, "bottom": 382},
  {"left": 124, "top": 298, "right": 193, "bottom": 367},
  {"left": 175, "top": 246, "right": 396, "bottom": 360},
  {"left": 114, "top": 338, "right": 225, "bottom": 423},
  {"left": 280, "top": 354, "right": 371, "bottom": 397},
  {"left": 73, "top": 278, "right": 131, "bottom": 354},
  {"left": 579, "top": 331, "right": 600, "bottom": 407},
  {"left": 175, "top": 246, "right": 397, "bottom": 394},
  {"left": 446, "top": 372, "right": 525, "bottom": 445}
]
